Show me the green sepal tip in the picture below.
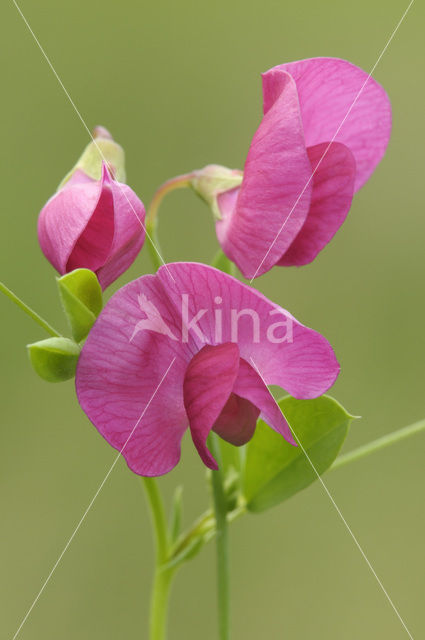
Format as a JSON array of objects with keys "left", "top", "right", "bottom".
[
  {"left": 57, "top": 268, "right": 103, "bottom": 343},
  {"left": 27, "top": 337, "right": 81, "bottom": 383}
]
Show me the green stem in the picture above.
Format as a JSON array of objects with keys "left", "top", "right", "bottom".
[
  {"left": 209, "top": 435, "right": 231, "bottom": 640},
  {"left": 146, "top": 173, "right": 194, "bottom": 227},
  {"left": 211, "top": 249, "right": 237, "bottom": 277},
  {"left": 170, "top": 503, "right": 246, "bottom": 561},
  {"left": 169, "top": 419, "right": 425, "bottom": 583},
  {"left": 0, "top": 281, "right": 61, "bottom": 337},
  {"left": 142, "top": 477, "right": 175, "bottom": 640},
  {"left": 145, "top": 219, "right": 164, "bottom": 273},
  {"left": 149, "top": 567, "right": 174, "bottom": 640},
  {"left": 144, "top": 173, "right": 194, "bottom": 273},
  {"left": 331, "top": 417, "right": 425, "bottom": 471}
]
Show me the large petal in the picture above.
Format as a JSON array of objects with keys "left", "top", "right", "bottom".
[
  {"left": 279, "top": 141, "right": 356, "bottom": 266},
  {"left": 76, "top": 274, "right": 193, "bottom": 476},
  {"left": 158, "top": 263, "right": 340, "bottom": 398},
  {"left": 183, "top": 343, "right": 240, "bottom": 469},
  {"left": 233, "top": 358, "right": 295, "bottom": 445},
  {"left": 216, "top": 70, "right": 312, "bottom": 279},
  {"left": 263, "top": 58, "right": 391, "bottom": 191}
]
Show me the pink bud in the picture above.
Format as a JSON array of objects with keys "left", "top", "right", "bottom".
[{"left": 38, "top": 163, "right": 145, "bottom": 289}]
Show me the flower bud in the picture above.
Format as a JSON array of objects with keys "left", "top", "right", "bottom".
[
  {"left": 189, "top": 165, "right": 243, "bottom": 220},
  {"left": 28, "top": 337, "right": 80, "bottom": 383},
  {"left": 38, "top": 130, "right": 146, "bottom": 289},
  {"left": 58, "top": 126, "right": 126, "bottom": 188}
]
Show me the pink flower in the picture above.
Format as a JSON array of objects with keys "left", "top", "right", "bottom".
[
  {"left": 193, "top": 57, "right": 391, "bottom": 279},
  {"left": 76, "top": 263, "right": 339, "bottom": 476},
  {"left": 38, "top": 163, "right": 145, "bottom": 289}
]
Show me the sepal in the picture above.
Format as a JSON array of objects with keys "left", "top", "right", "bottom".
[
  {"left": 27, "top": 337, "right": 80, "bottom": 383},
  {"left": 58, "top": 126, "right": 126, "bottom": 189},
  {"left": 190, "top": 164, "right": 242, "bottom": 220},
  {"left": 57, "top": 269, "right": 102, "bottom": 342}
]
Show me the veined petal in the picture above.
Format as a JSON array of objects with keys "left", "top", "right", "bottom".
[
  {"left": 158, "top": 263, "right": 339, "bottom": 398},
  {"left": 264, "top": 57, "right": 391, "bottom": 191},
  {"left": 279, "top": 141, "right": 356, "bottom": 266},
  {"left": 216, "top": 70, "right": 312, "bottom": 279},
  {"left": 76, "top": 274, "right": 192, "bottom": 476},
  {"left": 233, "top": 358, "right": 295, "bottom": 445},
  {"left": 183, "top": 343, "right": 240, "bottom": 469},
  {"left": 77, "top": 263, "right": 340, "bottom": 475}
]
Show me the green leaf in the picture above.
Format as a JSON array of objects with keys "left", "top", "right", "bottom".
[
  {"left": 27, "top": 337, "right": 80, "bottom": 383},
  {"left": 243, "top": 395, "right": 355, "bottom": 512},
  {"left": 57, "top": 269, "right": 103, "bottom": 342}
]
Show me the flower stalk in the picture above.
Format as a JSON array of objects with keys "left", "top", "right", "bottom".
[
  {"left": 0, "top": 281, "right": 61, "bottom": 337},
  {"left": 210, "top": 434, "right": 231, "bottom": 640},
  {"left": 142, "top": 477, "right": 175, "bottom": 640},
  {"left": 146, "top": 173, "right": 194, "bottom": 227},
  {"left": 145, "top": 173, "right": 195, "bottom": 272}
]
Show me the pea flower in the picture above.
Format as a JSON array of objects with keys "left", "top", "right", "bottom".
[
  {"left": 76, "top": 263, "right": 339, "bottom": 476},
  {"left": 191, "top": 57, "right": 391, "bottom": 279},
  {"left": 37, "top": 129, "right": 146, "bottom": 289}
]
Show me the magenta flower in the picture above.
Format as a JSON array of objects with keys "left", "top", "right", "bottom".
[
  {"left": 76, "top": 263, "right": 339, "bottom": 476},
  {"left": 38, "top": 163, "right": 146, "bottom": 289},
  {"left": 194, "top": 57, "right": 391, "bottom": 279}
]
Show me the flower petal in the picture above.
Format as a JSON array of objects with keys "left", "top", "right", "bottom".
[
  {"left": 66, "top": 165, "right": 115, "bottom": 273},
  {"left": 158, "top": 263, "right": 340, "bottom": 398},
  {"left": 76, "top": 274, "right": 192, "bottom": 476},
  {"left": 38, "top": 173, "right": 110, "bottom": 274},
  {"left": 216, "top": 70, "right": 312, "bottom": 278},
  {"left": 38, "top": 164, "right": 145, "bottom": 289},
  {"left": 279, "top": 141, "right": 356, "bottom": 266},
  {"left": 96, "top": 178, "right": 146, "bottom": 289},
  {"left": 212, "top": 393, "right": 259, "bottom": 446},
  {"left": 233, "top": 358, "right": 295, "bottom": 445},
  {"left": 263, "top": 57, "right": 391, "bottom": 191},
  {"left": 183, "top": 343, "right": 240, "bottom": 469}
]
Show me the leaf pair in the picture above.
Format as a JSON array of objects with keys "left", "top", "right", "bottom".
[{"left": 28, "top": 269, "right": 102, "bottom": 382}]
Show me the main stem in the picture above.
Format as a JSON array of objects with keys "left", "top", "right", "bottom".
[
  {"left": 143, "top": 477, "right": 175, "bottom": 640},
  {"left": 0, "top": 281, "right": 61, "bottom": 337},
  {"left": 210, "top": 434, "right": 231, "bottom": 640}
]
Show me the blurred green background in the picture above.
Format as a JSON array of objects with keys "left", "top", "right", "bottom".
[{"left": 1, "top": 0, "right": 424, "bottom": 638}]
